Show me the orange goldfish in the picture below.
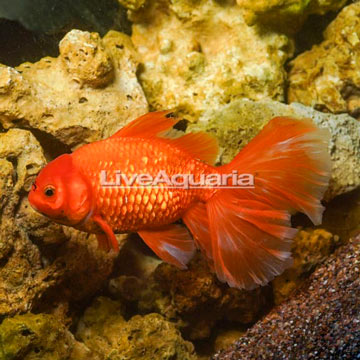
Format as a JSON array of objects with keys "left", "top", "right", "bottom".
[{"left": 28, "top": 111, "right": 331, "bottom": 289}]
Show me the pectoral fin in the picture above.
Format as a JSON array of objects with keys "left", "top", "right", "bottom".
[
  {"left": 138, "top": 224, "right": 195, "bottom": 269},
  {"left": 93, "top": 215, "right": 119, "bottom": 252}
]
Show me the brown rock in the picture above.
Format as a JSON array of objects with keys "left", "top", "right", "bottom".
[
  {"left": 272, "top": 228, "right": 339, "bottom": 304},
  {"left": 0, "top": 128, "right": 121, "bottom": 317}
]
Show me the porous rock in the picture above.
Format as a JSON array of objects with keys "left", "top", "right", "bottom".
[
  {"left": 187, "top": 99, "right": 360, "bottom": 199},
  {"left": 109, "top": 245, "right": 271, "bottom": 341},
  {"left": 213, "top": 236, "right": 360, "bottom": 359},
  {"left": 0, "top": 313, "right": 95, "bottom": 360},
  {"left": 288, "top": 2, "right": 360, "bottom": 118},
  {"left": 0, "top": 29, "right": 148, "bottom": 149},
  {"left": 130, "top": 0, "right": 292, "bottom": 120},
  {"left": 76, "top": 296, "right": 196, "bottom": 360},
  {"left": 272, "top": 228, "right": 339, "bottom": 304},
  {"left": 237, "top": 0, "right": 347, "bottom": 33}
]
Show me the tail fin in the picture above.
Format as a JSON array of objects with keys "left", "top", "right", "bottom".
[{"left": 194, "top": 117, "right": 331, "bottom": 290}]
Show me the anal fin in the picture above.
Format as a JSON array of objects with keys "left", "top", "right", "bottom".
[
  {"left": 138, "top": 224, "right": 195, "bottom": 269},
  {"left": 183, "top": 202, "right": 212, "bottom": 261}
]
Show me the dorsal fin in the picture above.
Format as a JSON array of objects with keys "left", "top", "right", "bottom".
[
  {"left": 111, "top": 110, "right": 219, "bottom": 165},
  {"left": 162, "top": 132, "right": 219, "bottom": 165},
  {"left": 110, "top": 111, "right": 178, "bottom": 139}
]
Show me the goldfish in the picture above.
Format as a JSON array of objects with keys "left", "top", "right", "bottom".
[{"left": 28, "top": 111, "right": 331, "bottom": 290}]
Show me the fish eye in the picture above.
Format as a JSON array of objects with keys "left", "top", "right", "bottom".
[{"left": 44, "top": 186, "right": 55, "bottom": 197}]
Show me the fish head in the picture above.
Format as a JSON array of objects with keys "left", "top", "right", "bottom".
[{"left": 28, "top": 154, "right": 93, "bottom": 226}]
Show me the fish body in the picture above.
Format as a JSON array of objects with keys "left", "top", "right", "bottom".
[
  {"left": 72, "top": 135, "right": 215, "bottom": 234},
  {"left": 28, "top": 111, "right": 331, "bottom": 290}
]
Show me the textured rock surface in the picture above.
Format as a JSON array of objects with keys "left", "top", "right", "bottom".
[
  {"left": 288, "top": 3, "right": 360, "bottom": 118},
  {"left": 188, "top": 99, "right": 360, "bottom": 199},
  {"left": 118, "top": 0, "right": 146, "bottom": 11},
  {"left": 109, "top": 244, "right": 271, "bottom": 341},
  {"left": 237, "top": 0, "right": 347, "bottom": 32},
  {"left": 130, "top": 0, "right": 292, "bottom": 120},
  {"left": 0, "top": 29, "right": 148, "bottom": 149},
  {"left": 76, "top": 296, "right": 196, "bottom": 360},
  {"left": 272, "top": 228, "right": 339, "bottom": 304},
  {"left": 0, "top": 312, "right": 95, "bottom": 360},
  {"left": 0, "top": 128, "right": 119, "bottom": 317},
  {"left": 322, "top": 188, "right": 360, "bottom": 242},
  {"left": 213, "top": 236, "right": 360, "bottom": 359}
]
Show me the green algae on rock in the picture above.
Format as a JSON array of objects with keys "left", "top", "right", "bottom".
[
  {"left": 118, "top": 0, "right": 147, "bottom": 11},
  {"left": 129, "top": 0, "right": 292, "bottom": 120},
  {"left": 272, "top": 228, "right": 339, "bottom": 304},
  {"left": 288, "top": 2, "right": 360, "bottom": 118},
  {"left": 0, "top": 29, "right": 148, "bottom": 150},
  {"left": 76, "top": 296, "right": 196, "bottom": 360},
  {"left": 0, "top": 313, "right": 95, "bottom": 360},
  {"left": 236, "top": 0, "right": 347, "bottom": 33},
  {"left": 187, "top": 99, "right": 360, "bottom": 200}
]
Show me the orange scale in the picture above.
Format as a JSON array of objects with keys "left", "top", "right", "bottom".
[
  {"left": 143, "top": 194, "right": 149, "bottom": 205},
  {"left": 121, "top": 206, "right": 127, "bottom": 216},
  {"left": 135, "top": 193, "right": 142, "bottom": 204},
  {"left": 150, "top": 193, "right": 157, "bottom": 204}
]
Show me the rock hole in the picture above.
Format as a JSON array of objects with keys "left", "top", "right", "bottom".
[
  {"left": 29, "top": 128, "right": 72, "bottom": 160},
  {"left": 173, "top": 119, "right": 189, "bottom": 132},
  {"left": 21, "top": 328, "right": 32, "bottom": 336}
]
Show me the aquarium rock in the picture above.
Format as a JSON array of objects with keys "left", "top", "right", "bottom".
[
  {"left": 187, "top": 99, "right": 360, "bottom": 199},
  {"left": 118, "top": 0, "right": 147, "bottom": 11},
  {"left": 109, "top": 248, "right": 271, "bottom": 341},
  {"left": 0, "top": 29, "right": 148, "bottom": 149},
  {"left": 0, "top": 312, "right": 95, "bottom": 360},
  {"left": 129, "top": 0, "right": 291, "bottom": 120},
  {"left": 272, "top": 228, "right": 339, "bottom": 304},
  {"left": 288, "top": 2, "right": 360, "bottom": 118},
  {"left": 213, "top": 236, "right": 360, "bottom": 359},
  {"left": 76, "top": 296, "right": 196, "bottom": 360},
  {"left": 237, "top": 0, "right": 347, "bottom": 33}
]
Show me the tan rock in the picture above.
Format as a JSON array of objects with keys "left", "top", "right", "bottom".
[
  {"left": 59, "top": 30, "right": 114, "bottom": 88},
  {"left": 0, "top": 29, "right": 148, "bottom": 149},
  {"left": 130, "top": 0, "right": 292, "bottom": 120},
  {"left": 187, "top": 99, "right": 360, "bottom": 200},
  {"left": 288, "top": 3, "right": 360, "bottom": 118}
]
